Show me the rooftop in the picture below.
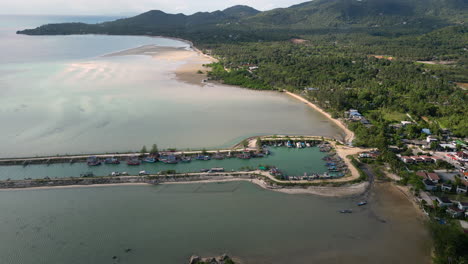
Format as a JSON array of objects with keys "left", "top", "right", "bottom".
[{"left": 437, "top": 197, "right": 452, "bottom": 203}]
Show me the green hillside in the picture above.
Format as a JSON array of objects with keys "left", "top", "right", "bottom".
[{"left": 17, "top": 0, "right": 467, "bottom": 41}]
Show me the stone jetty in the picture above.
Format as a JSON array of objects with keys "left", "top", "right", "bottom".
[{"left": 189, "top": 254, "right": 236, "bottom": 264}]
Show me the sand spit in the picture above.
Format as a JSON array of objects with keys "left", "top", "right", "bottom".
[
  {"left": 103, "top": 44, "right": 216, "bottom": 86},
  {"left": 285, "top": 92, "right": 355, "bottom": 144}
]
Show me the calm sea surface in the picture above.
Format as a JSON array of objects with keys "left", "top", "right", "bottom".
[
  {"left": 0, "top": 15, "right": 342, "bottom": 158},
  {"left": 0, "top": 182, "right": 430, "bottom": 264},
  {"left": 0, "top": 15, "right": 431, "bottom": 264}
]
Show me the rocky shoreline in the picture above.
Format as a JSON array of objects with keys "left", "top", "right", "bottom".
[
  {"left": 189, "top": 254, "right": 236, "bottom": 264},
  {"left": 0, "top": 174, "right": 253, "bottom": 189}
]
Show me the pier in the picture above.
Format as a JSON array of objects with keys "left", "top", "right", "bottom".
[
  {"left": 0, "top": 135, "right": 335, "bottom": 166},
  {"left": 0, "top": 135, "right": 369, "bottom": 188}
]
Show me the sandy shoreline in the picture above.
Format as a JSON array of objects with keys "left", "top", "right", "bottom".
[
  {"left": 104, "top": 43, "right": 217, "bottom": 86},
  {"left": 285, "top": 92, "right": 355, "bottom": 144}
]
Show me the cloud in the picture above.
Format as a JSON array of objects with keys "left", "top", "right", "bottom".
[{"left": 2, "top": 0, "right": 309, "bottom": 15}]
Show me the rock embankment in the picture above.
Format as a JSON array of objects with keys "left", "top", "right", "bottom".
[
  {"left": 189, "top": 254, "right": 236, "bottom": 264},
  {"left": 0, "top": 176, "right": 152, "bottom": 189}
]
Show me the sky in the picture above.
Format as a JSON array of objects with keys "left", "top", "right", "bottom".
[{"left": 1, "top": 0, "right": 310, "bottom": 15}]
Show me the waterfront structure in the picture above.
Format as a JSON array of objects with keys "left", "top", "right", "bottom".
[{"left": 436, "top": 197, "right": 453, "bottom": 207}]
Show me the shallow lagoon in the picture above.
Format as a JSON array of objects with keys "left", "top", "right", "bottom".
[{"left": 0, "top": 18, "right": 342, "bottom": 157}]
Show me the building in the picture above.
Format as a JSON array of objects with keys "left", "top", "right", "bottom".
[
  {"left": 426, "top": 172, "right": 440, "bottom": 183},
  {"left": 401, "top": 121, "right": 413, "bottom": 126},
  {"left": 401, "top": 156, "right": 415, "bottom": 164},
  {"left": 359, "top": 151, "right": 379, "bottom": 159},
  {"left": 416, "top": 171, "right": 427, "bottom": 178},
  {"left": 458, "top": 201, "right": 468, "bottom": 211},
  {"left": 427, "top": 135, "right": 438, "bottom": 143},
  {"left": 457, "top": 185, "right": 467, "bottom": 194},
  {"left": 446, "top": 207, "right": 464, "bottom": 218},
  {"left": 455, "top": 151, "right": 468, "bottom": 162},
  {"left": 422, "top": 128, "right": 432, "bottom": 135},
  {"left": 346, "top": 109, "right": 363, "bottom": 121},
  {"left": 441, "top": 184, "right": 452, "bottom": 192},
  {"left": 423, "top": 179, "right": 437, "bottom": 191},
  {"left": 420, "top": 156, "right": 435, "bottom": 163},
  {"left": 439, "top": 143, "right": 457, "bottom": 151},
  {"left": 436, "top": 197, "right": 453, "bottom": 207}
]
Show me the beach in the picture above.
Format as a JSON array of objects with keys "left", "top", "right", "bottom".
[
  {"left": 285, "top": 91, "right": 355, "bottom": 144},
  {"left": 104, "top": 44, "right": 217, "bottom": 85}
]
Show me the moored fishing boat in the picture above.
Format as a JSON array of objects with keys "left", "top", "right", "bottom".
[
  {"left": 142, "top": 157, "right": 156, "bottom": 163},
  {"left": 213, "top": 153, "right": 224, "bottom": 160},
  {"left": 181, "top": 157, "right": 191, "bottom": 162},
  {"left": 87, "top": 156, "right": 101, "bottom": 166},
  {"left": 159, "top": 155, "right": 178, "bottom": 164},
  {"left": 127, "top": 156, "right": 141, "bottom": 166},
  {"left": 358, "top": 201, "right": 367, "bottom": 206},
  {"left": 269, "top": 167, "right": 283, "bottom": 177},
  {"left": 195, "top": 155, "right": 211, "bottom": 160},
  {"left": 339, "top": 209, "right": 352, "bottom": 214},
  {"left": 104, "top": 157, "right": 120, "bottom": 164}
]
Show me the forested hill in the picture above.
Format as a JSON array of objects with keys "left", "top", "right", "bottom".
[{"left": 17, "top": 0, "right": 467, "bottom": 43}]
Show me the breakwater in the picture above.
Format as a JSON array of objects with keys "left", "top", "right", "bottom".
[
  {"left": 0, "top": 136, "right": 329, "bottom": 166},
  {"left": 0, "top": 173, "right": 255, "bottom": 189}
]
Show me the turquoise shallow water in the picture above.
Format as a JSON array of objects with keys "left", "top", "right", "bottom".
[{"left": 0, "top": 147, "right": 328, "bottom": 179}]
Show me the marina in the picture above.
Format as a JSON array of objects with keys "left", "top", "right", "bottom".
[{"left": 0, "top": 146, "right": 334, "bottom": 181}]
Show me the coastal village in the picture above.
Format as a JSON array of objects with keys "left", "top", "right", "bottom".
[{"left": 342, "top": 106, "right": 468, "bottom": 227}]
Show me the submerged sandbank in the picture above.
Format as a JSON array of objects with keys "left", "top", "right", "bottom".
[{"left": 104, "top": 44, "right": 216, "bottom": 86}]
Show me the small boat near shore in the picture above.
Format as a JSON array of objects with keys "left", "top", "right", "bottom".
[
  {"left": 127, "top": 157, "right": 141, "bottom": 166},
  {"left": 87, "top": 156, "right": 101, "bottom": 166},
  {"left": 181, "top": 157, "right": 191, "bottom": 162},
  {"left": 104, "top": 157, "right": 120, "bottom": 164},
  {"left": 358, "top": 201, "right": 367, "bottom": 206},
  {"left": 159, "top": 155, "right": 178, "bottom": 164},
  {"left": 339, "top": 209, "right": 352, "bottom": 214},
  {"left": 142, "top": 157, "right": 156, "bottom": 163},
  {"left": 195, "top": 155, "right": 211, "bottom": 161}
]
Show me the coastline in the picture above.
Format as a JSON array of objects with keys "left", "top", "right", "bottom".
[
  {"left": 0, "top": 176, "right": 368, "bottom": 197},
  {"left": 284, "top": 91, "right": 355, "bottom": 144},
  {"left": 0, "top": 182, "right": 151, "bottom": 191},
  {"left": 102, "top": 40, "right": 217, "bottom": 86}
]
